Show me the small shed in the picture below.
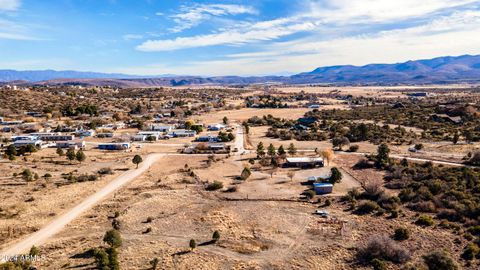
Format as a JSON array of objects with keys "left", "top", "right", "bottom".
[
  {"left": 307, "top": 175, "right": 330, "bottom": 184},
  {"left": 313, "top": 183, "right": 333, "bottom": 195}
]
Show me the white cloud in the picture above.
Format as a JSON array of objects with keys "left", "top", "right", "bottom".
[
  {"left": 169, "top": 3, "right": 257, "bottom": 33},
  {"left": 123, "top": 34, "right": 143, "bottom": 41},
  {"left": 138, "top": 0, "right": 480, "bottom": 52},
  {"left": 0, "top": 31, "right": 33, "bottom": 40},
  {"left": 137, "top": 18, "right": 316, "bottom": 51},
  {"left": 0, "top": 18, "right": 41, "bottom": 40},
  {"left": 309, "top": 0, "right": 479, "bottom": 24},
  {"left": 129, "top": 10, "right": 480, "bottom": 76},
  {"left": 0, "top": 0, "right": 20, "bottom": 11}
]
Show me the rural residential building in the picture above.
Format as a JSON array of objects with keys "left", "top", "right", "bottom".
[
  {"left": 307, "top": 175, "right": 330, "bottom": 184},
  {"left": 30, "top": 133, "right": 75, "bottom": 142},
  {"left": 285, "top": 157, "right": 324, "bottom": 168},
  {"left": 313, "top": 183, "right": 333, "bottom": 195},
  {"left": 207, "top": 124, "right": 226, "bottom": 131},
  {"left": 150, "top": 125, "right": 175, "bottom": 133},
  {"left": 184, "top": 142, "right": 229, "bottom": 154},
  {"left": 76, "top": 129, "right": 96, "bottom": 137},
  {"left": 98, "top": 143, "right": 131, "bottom": 150},
  {"left": 56, "top": 140, "right": 86, "bottom": 150},
  {"left": 132, "top": 134, "right": 148, "bottom": 141},
  {"left": 12, "top": 135, "right": 38, "bottom": 142},
  {"left": 168, "top": 129, "right": 196, "bottom": 137},
  {"left": 195, "top": 135, "right": 221, "bottom": 142},
  {"left": 13, "top": 139, "right": 43, "bottom": 148}
]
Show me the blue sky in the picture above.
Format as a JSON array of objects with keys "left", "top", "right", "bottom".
[{"left": 1, "top": 0, "right": 480, "bottom": 76}]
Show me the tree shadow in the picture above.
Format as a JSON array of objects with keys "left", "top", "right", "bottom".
[
  {"left": 198, "top": 240, "right": 216, "bottom": 246},
  {"left": 66, "top": 263, "right": 96, "bottom": 269},
  {"left": 70, "top": 249, "right": 94, "bottom": 259},
  {"left": 172, "top": 250, "right": 191, "bottom": 256}
]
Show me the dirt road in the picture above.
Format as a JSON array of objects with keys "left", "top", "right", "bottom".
[
  {"left": 233, "top": 124, "right": 247, "bottom": 155},
  {"left": 337, "top": 151, "right": 472, "bottom": 168},
  {"left": 0, "top": 153, "right": 165, "bottom": 260}
]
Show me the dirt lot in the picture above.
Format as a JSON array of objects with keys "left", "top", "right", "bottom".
[
  {"left": 0, "top": 147, "right": 137, "bottom": 249},
  {"left": 195, "top": 106, "right": 348, "bottom": 124},
  {"left": 23, "top": 153, "right": 471, "bottom": 269},
  {"left": 277, "top": 85, "right": 476, "bottom": 98},
  {"left": 1, "top": 85, "right": 478, "bottom": 269}
]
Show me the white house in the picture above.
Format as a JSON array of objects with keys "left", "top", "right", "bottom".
[
  {"left": 56, "top": 140, "right": 86, "bottom": 150},
  {"left": 207, "top": 124, "right": 226, "bottom": 131},
  {"left": 12, "top": 135, "right": 39, "bottom": 142},
  {"left": 285, "top": 157, "right": 324, "bottom": 168},
  {"left": 30, "top": 133, "right": 75, "bottom": 142},
  {"left": 168, "top": 129, "right": 196, "bottom": 137},
  {"left": 138, "top": 131, "right": 162, "bottom": 140},
  {"left": 150, "top": 125, "right": 175, "bottom": 133},
  {"left": 14, "top": 139, "right": 43, "bottom": 148},
  {"left": 76, "top": 129, "right": 96, "bottom": 137},
  {"left": 132, "top": 134, "right": 147, "bottom": 141}
]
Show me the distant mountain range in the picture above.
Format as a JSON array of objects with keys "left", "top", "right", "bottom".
[
  {"left": 293, "top": 54, "right": 480, "bottom": 84},
  {"left": 1, "top": 54, "right": 480, "bottom": 87}
]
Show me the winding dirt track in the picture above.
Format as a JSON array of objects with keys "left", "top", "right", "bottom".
[{"left": 0, "top": 153, "right": 165, "bottom": 260}]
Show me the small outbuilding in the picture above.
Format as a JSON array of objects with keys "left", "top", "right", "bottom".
[
  {"left": 307, "top": 175, "right": 330, "bottom": 184},
  {"left": 313, "top": 183, "right": 333, "bottom": 195}
]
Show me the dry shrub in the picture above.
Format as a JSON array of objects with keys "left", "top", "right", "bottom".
[
  {"left": 423, "top": 250, "right": 458, "bottom": 270},
  {"left": 408, "top": 201, "right": 437, "bottom": 213},
  {"left": 362, "top": 178, "right": 384, "bottom": 200},
  {"left": 357, "top": 235, "right": 411, "bottom": 264},
  {"left": 354, "top": 158, "right": 374, "bottom": 169}
]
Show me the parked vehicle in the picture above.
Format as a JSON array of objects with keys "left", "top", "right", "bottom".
[{"left": 314, "top": 210, "right": 329, "bottom": 218}]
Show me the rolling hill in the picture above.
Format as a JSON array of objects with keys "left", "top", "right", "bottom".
[{"left": 1, "top": 55, "right": 480, "bottom": 87}]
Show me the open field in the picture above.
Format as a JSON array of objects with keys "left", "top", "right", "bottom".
[{"left": 1, "top": 84, "right": 480, "bottom": 269}]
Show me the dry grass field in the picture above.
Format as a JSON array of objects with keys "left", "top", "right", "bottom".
[
  {"left": 1, "top": 85, "right": 480, "bottom": 270},
  {"left": 24, "top": 154, "right": 469, "bottom": 270}
]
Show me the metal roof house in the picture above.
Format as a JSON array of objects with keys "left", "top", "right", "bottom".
[
  {"left": 98, "top": 143, "right": 131, "bottom": 150},
  {"left": 195, "top": 135, "right": 221, "bottom": 142},
  {"left": 168, "top": 129, "right": 196, "bottom": 137},
  {"left": 150, "top": 125, "right": 175, "bottom": 132},
  {"left": 313, "top": 183, "right": 333, "bottom": 195},
  {"left": 207, "top": 124, "right": 226, "bottom": 131},
  {"left": 184, "top": 142, "right": 229, "bottom": 154},
  {"left": 285, "top": 157, "right": 324, "bottom": 168},
  {"left": 13, "top": 139, "right": 43, "bottom": 148},
  {"left": 132, "top": 134, "right": 148, "bottom": 141},
  {"left": 307, "top": 175, "right": 330, "bottom": 184},
  {"left": 138, "top": 131, "right": 163, "bottom": 141},
  {"left": 12, "top": 135, "right": 38, "bottom": 142},
  {"left": 76, "top": 129, "right": 96, "bottom": 137},
  {"left": 30, "top": 133, "right": 75, "bottom": 142},
  {"left": 56, "top": 140, "right": 86, "bottom": 150}
]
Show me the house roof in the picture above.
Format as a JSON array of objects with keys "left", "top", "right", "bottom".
[
  {"left": 286, "top": 157, "right": 323, "bottom": 163},
  {"left": 313, "top": 183, "right": 333, "bottom": 187},
  {"left": 14, "top": 140, "right": 42, "bottom": 144}
]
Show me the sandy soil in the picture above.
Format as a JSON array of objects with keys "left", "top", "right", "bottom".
[{"left": 25, "top": 153, "right": 472, "bottom": 269}]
